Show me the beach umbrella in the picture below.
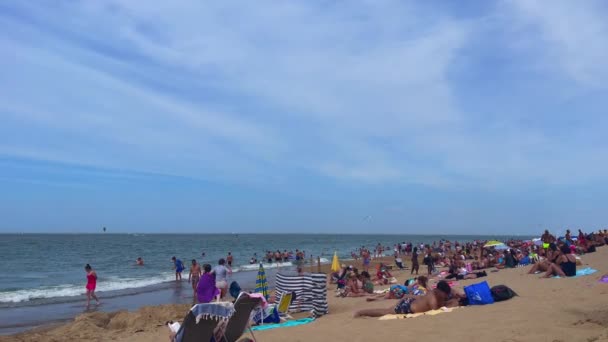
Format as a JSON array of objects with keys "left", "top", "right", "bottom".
[
  {"left": 493, "top": 243, "right": 509, "bottom": 250},
  {"left": 484, "top": 240, "right": 504, "bottom": 248},
  {"left": 331, "top": 251, "right": 340, "bottom": 272},
  {"left": 255, "top": 263, "right": 269, "bottom": 300}
]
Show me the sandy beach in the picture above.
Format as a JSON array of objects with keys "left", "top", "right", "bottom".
[{"left": 2, "top": 248, "right": 608, "bottom": 342}]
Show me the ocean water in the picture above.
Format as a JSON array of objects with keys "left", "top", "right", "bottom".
[{"left": 0, "top": 233, "right": 531, "bottom": 308}]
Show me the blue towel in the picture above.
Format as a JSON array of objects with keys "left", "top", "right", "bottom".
[
  {"left": 553, "top": 267, "right": 598, "bottom": 279},
  {"left": 251, "top": 318, "right": 315, "bottom": 331}
]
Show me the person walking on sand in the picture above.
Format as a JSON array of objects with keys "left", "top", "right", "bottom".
[
  {"left": 411, "top": 247, "right": 420, "bottom": 275},
  {"left": 172, "top": 256, "right": 184, "bottom": 281},
  {"left": 188, "top": 259, "right": 202, "bottom": 299},
  {"left": 84, "top": 264, "right": 100, "bottom": 308}
]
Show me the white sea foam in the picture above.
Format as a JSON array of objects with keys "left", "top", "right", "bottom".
[
  {"left": 0, "top": 273, "right": 176, "bottom": 303},
  {"left": 1, "top": 258, "right": 333, "bottom": 303}
]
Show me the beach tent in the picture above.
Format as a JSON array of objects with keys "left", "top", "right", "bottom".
[{"left": 275, "top": 272, "right": 328, "bottom": 317}]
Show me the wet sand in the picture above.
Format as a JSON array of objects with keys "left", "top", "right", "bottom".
[{"left": 2, "top": 250, "right": 608, "bottom": 342}]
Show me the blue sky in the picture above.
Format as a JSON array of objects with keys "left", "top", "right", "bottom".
[{"left": 1, "top": 1, "right": 608, "bottom": 234}]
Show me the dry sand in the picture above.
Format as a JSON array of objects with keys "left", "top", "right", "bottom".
[{"left": 3, "top": 249, "right": 608, "bottom": 342}]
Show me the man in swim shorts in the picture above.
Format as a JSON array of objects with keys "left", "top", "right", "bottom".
[{"left": 354, "top": 280, "right": 452, "bottom": 318}]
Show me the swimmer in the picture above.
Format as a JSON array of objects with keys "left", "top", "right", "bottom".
[{"left": 135, "top": 257, "right": 144, "bottom": 266}]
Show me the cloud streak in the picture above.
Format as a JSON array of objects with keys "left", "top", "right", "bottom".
[{"left": 1, "top": 0, "right": 608, "bottom": 190}]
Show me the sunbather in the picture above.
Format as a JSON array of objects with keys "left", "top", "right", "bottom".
[
  {"left": 354, "top": 280, "right": 452, "bottom": 317},
  {"left": 366, "top": 276, "right": 428, "bottom": 301},
  {"left": 542, "top": 245, "right": 577, "bottom": 278}
]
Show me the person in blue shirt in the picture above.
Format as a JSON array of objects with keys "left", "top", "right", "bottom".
[{"left": 172, "top": 256, "right": 184, "bottom": 281}]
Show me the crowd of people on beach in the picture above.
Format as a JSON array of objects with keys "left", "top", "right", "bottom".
[
  {"left": 81, "top": 229, "right": 608, "bottom": 313},
  {"left": 333, "top": 229, "right": 608, "bottom": 318}
]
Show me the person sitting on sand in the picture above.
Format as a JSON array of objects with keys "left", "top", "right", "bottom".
[
  {"left": 528, "top": 243, "right": 559, "bottom": 274},
  {"left": 354, "top": 280, "right": 453, "bottom": 317},
  {"left": 361, "top": 271, "right": 374, "bottom": 294},
  {"left": 375, "top": 264, "right": 393, "bottom": 285},
  {"left": 395, "top": 255, "right": 404, "bottom": 269},
  {"left": 347, "top": 269, "right": 367, "bottom": 297},
  {"left": 542, "top": 245, "right": 577, "bottom": 278}
]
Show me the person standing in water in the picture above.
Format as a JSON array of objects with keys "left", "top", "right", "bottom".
[
  {"left": 172, "top": 256, "right": 184, "bottom": 281},
  {"left": 212, "top": 259, "right": 229, "bottom": 299},
  {"left": 84, "top": 264, "right": 100, "bottom": 308},
  {"left": 226, "top": 252, "right": 233, "bottom": 268},
  {"left": 188, "top": 259, "right": 201, "bottom": 299}
]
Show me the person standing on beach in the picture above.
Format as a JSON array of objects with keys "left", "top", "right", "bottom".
[
  {"left": 172, "top": 257, "right": 184, "bottom": 281},
  {"left": 362, "top": 249, "right": 371, "bottom": 272},
  {"left": 212, "top": 259, "right": 229, "bottom": 299},
  {"left": 188, "top": 259, "right": 201, "bottom": 299},
  {"left": 84, "top": 264, "right": 100, "bottom": 308}
]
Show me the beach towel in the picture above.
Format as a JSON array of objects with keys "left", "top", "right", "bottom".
[
  {"left": 553, "top": 267, "right": 598, "bottom": 279},
  {"left": 197, "top": 273, "right": 220, "bottom": 303},
  {"left": 250, "top": 318, "right": 315, "bottom": 331},
  {"left": 378, "top": 307, "right": 456, "bottom": 320},
  {"left": 599, "top": 274, "right": 608, "bottom": 283},
  {"left": 190, "top": 302, "right": 235, "bottom": 323}
]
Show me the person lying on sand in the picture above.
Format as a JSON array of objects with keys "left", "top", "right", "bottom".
[
  {"left": 354, "top": 280, "right": 452, "bottom": 318},
  {"left": 366, "top": 276, "right": 429, "bottom": 302}
]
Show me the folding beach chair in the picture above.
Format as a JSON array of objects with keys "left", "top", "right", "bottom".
[
  {"left": 170, "top": 303, "right": 233, "bottom": 342},
  {"left": 276, "top": 291, "right": 294, "bottom": 321},
  {"left": 218, "top": 293, "right": 263, "bottom": 342}
]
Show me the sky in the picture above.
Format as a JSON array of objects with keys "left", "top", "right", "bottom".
[{"left": 1, "top": 0, "right": 608, "bottom": 234}]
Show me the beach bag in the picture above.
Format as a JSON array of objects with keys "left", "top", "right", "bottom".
[
  {"left": 464, "top": 281, "right": 494, "bottom": 305},
  {"left": 229, "top": 281, "right": 241, "bottom": 299},
  {"left": 491, "top": 285, "right": 518, "bottom": 302}
]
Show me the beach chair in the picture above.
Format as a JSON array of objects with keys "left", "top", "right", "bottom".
[
  {"left": 276, "top": 291, "right": 294, "bottom": 321},
  {"left": 219, "top": 293, "right": 262, "bottom": 342},
  {"left": 170, "top": 303, "right": 230, "bottom": 342}
]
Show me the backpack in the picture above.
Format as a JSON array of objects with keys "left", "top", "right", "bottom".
[{"left": 490, "top": 285, "right": 518, "bottom": 302}]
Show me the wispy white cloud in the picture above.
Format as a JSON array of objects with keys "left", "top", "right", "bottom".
[{"left": 1, "top": 0, "right": 607, "bottom": 188}]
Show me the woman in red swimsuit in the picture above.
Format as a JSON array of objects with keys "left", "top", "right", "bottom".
[{"left": 85, "top": 264, "right": 100, "bottom": 308}]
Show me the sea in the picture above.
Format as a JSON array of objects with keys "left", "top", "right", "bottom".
[{"left": 0, "top": 233, "right": 532, "bottom": 334}]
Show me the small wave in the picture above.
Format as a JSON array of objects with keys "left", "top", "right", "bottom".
[
  {"left": 0, "top": 273, "right": 176, "bottom": 303},
  {"left": 236, "top": 262, "right": 293, "bottom": 272}
]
